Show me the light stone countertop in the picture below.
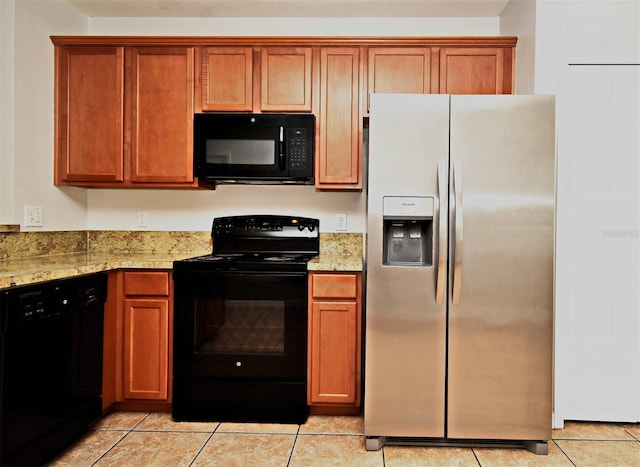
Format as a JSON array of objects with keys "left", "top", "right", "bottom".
[
  {"left": 308, "top": 254, "right": 363, "bottom": 272},
  {"left": 0, "top": 232, "right": 363, "bottom": 289},
  {"left": 0, "top": 252, "right": 198, "bottom": 289}
]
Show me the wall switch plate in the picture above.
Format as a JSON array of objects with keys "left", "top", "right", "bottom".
[
  {"left": 137, "top": 212, "right": 149, "bottom": 227},
  {"left": 24, "top": 205, "right": 43, "bottom": 227},
  {"left": 336, "top": 213, "right": 347, "bottom": 231}
]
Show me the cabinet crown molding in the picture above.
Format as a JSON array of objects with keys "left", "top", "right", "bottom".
[{"left": 50, "top": 36, "right": 517, "bottom": 47}]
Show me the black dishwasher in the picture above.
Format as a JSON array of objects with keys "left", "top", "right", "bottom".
[{"left": 0, "top": 272, "right": 107, "bottom": 466}]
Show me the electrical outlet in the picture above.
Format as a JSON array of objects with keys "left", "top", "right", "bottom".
[
  {"left": 24, "top": 205, "right": 43, "bottom": 227},
  {"left": 336, "top": 213, "right": 347, "bottom": 231},
  {"left": 137, "top": 212, "right": 149, "bottom": 227}
]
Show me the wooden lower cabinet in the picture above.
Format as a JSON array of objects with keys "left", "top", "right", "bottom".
[
  {"left": 308, "top": 272, "right": 362, "bottom": 414},
  {"left": 103, "top": 270, "right": 173, "bottom": 412},
  {"left": 123, "top": 298, "right": 169, "bottom": 401}
]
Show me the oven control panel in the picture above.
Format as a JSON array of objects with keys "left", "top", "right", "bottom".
[{"left": 213, "top": 215, "right": 319, "bottom": 237}]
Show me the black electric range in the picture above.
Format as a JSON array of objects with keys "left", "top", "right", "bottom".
[{"left": 172, "top": 214, "right": 319, "bottom": 424}]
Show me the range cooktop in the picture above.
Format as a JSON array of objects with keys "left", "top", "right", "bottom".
[{"left": 174, "top": 215, "right": 320, "bottom": 273}]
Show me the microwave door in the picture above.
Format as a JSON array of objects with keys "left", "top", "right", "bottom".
[{"left": 201, "top": 126, "right": 285, "bottom": 179}]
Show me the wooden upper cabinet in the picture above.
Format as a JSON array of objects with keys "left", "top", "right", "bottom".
[
  {"left": 317, "top": 48, "right": 362, "bottom": 189},
  {"left": 54, "top": 44, "right": 197, "bottom": 188},
  {"left": 199, "top": 47, "right": 253, "bottom": 111},
  {"left": 439, "top": 47, "right": 513, "bottom": 94},
  {"left": 261, "top": 47, "right": 313, "bottom": 112},
  {"left": 366, "top": 45, "right": 513, "bottom": 115},
  {"left": 52, "top": 36, "right": 515, "bottom": 191},
  {"left": 127, "top": 47, "right": 195, "bottom": 184},
  {"left": 198, "top": 46, "right": 313, "bottom": 112},
  {"left": 55, "top": 46, "right": 124, "bottom": 183},
  {"left": 367, "top": 48, "right": 434, "bottom": 112}
]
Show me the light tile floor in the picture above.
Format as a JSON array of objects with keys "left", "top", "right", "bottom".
[{"left": 49, "top": 412, "right": 640, "bottom": 466}]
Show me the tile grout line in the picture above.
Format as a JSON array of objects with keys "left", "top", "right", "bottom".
[
  {"left": 551, "top": 439, "right": 578, "bottom": 467},
  {"left": 89, "top": 431, "right": 129, "bottom": 467},
  {"left": 90, "top": 412, "right": 152, "bottom": 466},
  {"left": 470, "top": 448, "right": 482, "bottom": 466},
  {"left": 286, "top": 424, "right": 302, "bottom": 466},
  {"left": 189, "top": 430, "right": 217, "bottom": 466}
]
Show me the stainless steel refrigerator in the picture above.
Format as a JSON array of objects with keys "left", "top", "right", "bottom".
[{"left": 364, "top": 94, "right": 555, "bottom": 454}]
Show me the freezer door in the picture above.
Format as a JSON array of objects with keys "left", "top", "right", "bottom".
[
  {"left": 365, "top": 94, "right": 449, "bottom": 437},
  {"left": 446, "top": 95, "right": 555, "bottom": 441}
]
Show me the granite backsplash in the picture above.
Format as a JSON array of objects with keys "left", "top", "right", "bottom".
[
  {"left": 1, "top": 231, "right": 362, "bottom": 261},
  {"left": 0, "top": 231, "right": 211, "bottom": 261},
  {"left": 0, "top": 231, "right": 87, "bottom": 260}
]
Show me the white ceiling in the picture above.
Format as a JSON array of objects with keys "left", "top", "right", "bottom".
[{"left": 67, "top": 0, "right": 512, "bottom": 18}]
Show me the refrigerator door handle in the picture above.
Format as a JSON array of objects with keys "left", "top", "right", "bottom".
[
  {"left": 436, "top": 160, "right": 448, "bottom": 304},
  {"left": 452, "top": 161, "right": 464, "bottom": 304}
]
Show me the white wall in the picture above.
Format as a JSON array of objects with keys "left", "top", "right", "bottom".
[
  {"left": 3, "top": 0, "right": 89, "bottom": 231},
  {"left": 499, "top": 0, "right": 536, "bottom": 93},
  {"left": 87, "top": 186, "right": 366, "bottom": 232},
  {"left": 0, "top": 0, "right": 16, "bottom": 224},
  {"left": 534, "top": 0, "right": 640, "bottom": 426},
  {"left": 87, "top": 16, "right": 499, "bottom": 36}
]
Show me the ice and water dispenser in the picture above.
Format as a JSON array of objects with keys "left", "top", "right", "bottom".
[{"left": 382, "top": 196, "right": 434, "bottom": 266}]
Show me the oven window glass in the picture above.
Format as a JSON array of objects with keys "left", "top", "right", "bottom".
[
  {"left": 173, "top": 272, "right": 307, "bottom": 381},
  {"left": 195, "top": 299, "right": 285, "bottom": 356},
  {"left": 205, "top": 139, "right": 275, "bottom": 165}
]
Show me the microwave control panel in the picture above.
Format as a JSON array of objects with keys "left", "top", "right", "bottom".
[{"left": 288, "top": 128, "right": 309, "bottom": 169}]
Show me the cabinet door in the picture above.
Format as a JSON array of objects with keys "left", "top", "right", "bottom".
[
  {"left": 55, "top": 46, "right": 124, "bottom": 183},
  {"left": 123, "top": 298, "right": 170, "bottom": 401},
  {"left": 367, "top": 47, "right": 434, "bottom": 112},
  {"left": 127, "top": 47, "right": 195, "bottom": 184},
  {"left": 199, "top": 47, "right": 253, "bottom": 111},
  {"left": 309, "top": 300, "right": 358, "bottom": 405},
  {"left": 439, "top": 47, "right": 513, "bottom": 94},
  {"left": 260, "top": 47, "right": 313, "bottom": 112},
  {"left": 318, "top": 48, "right": 362, "bottom": 189},
  {"left": 308, "top": 273, "right": 361, "bottom": 407}
]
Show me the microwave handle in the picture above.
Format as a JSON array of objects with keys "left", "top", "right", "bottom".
[{"left": 279, "top": 126, "right": 286, "bottom": 169}]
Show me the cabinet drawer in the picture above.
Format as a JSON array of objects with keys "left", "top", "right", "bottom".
[
  {"left": 311, "top": 274, "right": 358, "bottom": 299},
  {"left": 124, "top": 271, "right": 169, "bottom": 296}
]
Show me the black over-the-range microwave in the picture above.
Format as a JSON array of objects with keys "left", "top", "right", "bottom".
[{"left": 194, "top": 113, "right": 315, "bottom": 184}]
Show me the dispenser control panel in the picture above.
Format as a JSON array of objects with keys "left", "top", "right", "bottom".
[{"left": 383, "top": 196, "right": 434, "bottom": 219}]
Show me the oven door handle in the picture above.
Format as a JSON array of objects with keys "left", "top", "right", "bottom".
[
  {"left": 174, "top": 271, "right": 309, "bottom": 279},
  {"left": 229, "top": 271, "right": 308, "bottom": 278}
]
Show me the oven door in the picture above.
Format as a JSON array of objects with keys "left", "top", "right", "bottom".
[{"left": 173, "top": 270, "right": 307, "bottom": 382}]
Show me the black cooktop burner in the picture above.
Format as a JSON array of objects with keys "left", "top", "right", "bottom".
[
  {"left": 263, "top": 254, "right": 309, "bottom": 262},
  {"left": 174, "top": 215, "right": 320, "bottom": 274},
  {"left": 181, "top": 252, "right": 315, "bottom": 263}
]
